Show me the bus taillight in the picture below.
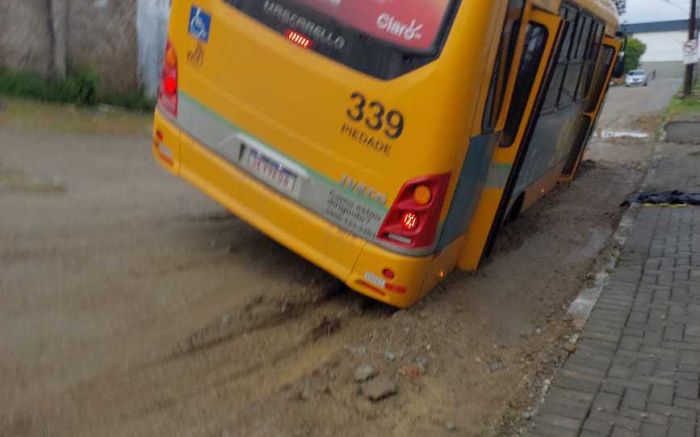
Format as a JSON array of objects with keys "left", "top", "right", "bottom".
[
  {"left": 378, "top": 174, "right": 451, "bottom": 249},
  {"left": 158, "top": 41, "right": 178, "bottom": 117}
]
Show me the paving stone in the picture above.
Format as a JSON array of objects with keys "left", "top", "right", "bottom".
[
  {"left": 530, "top": 422, "right": 579, "bottom": 437},
  {"left": 593, "top": 391, "right": 621, "bottom": 412},
  {"left": 611, "top": 426, "right": 639, "bottom": 437},
  {"left": 674, "top": 397, "right": 700, "bottom": 410},
  {"left": 676, "top": 380, "right": 700, "bottom": 400},
  {"left": 536, "top": 413, "right": 583, "bottom": 431},
  {"left": 648, "top": 402, "right": 698, "bottom": 420},
  {"left": 531, "top": 207, "right": 700, "bottom": 437},
  {"left": 589, "top": 411, "right": 641, "bottom": 431},
  {"left": 649, "top": 384, "right": 674, "bottom": 405},
  {"left": 554, "top": 374, "right": 601, "bottom": 393},
  {"left": 540, "top": 400, "right": 590, "bottom": 420},
  {"left": 641, "top": 422, "right": 667, "bottom": 437},
  {"left": 582, "top": 417, "right": 613, "bottom": 435},
  {"left": 623, "top": 388, "right": 649, "bottom": 411},
  {"left": 669, "top": 417, "right": 696, "bottom": 437}
]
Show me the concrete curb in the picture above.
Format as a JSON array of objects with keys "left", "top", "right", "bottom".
[{"left": 567, "top": 139, "right": 665, "bottom": 327}]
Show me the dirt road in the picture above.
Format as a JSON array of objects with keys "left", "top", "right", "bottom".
[{"left": 0, "top": 80, "right": 679, "bottom": 437}]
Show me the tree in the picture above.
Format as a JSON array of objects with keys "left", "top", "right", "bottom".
[
  {"left": 613, "top": 0, "right": 626, "bottom": 15},
  {"left": 624, "top": 37, "right": 647, "bottom": 72}
]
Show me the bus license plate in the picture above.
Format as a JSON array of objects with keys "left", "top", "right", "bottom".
[{"left": 242, "top": 149, "right": 297, "bottom": 195}]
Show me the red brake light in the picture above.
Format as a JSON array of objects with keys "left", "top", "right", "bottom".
[
  {"left": 285, "top": 29, "right": 313, "bottom": 49},
  {"left": 158, "top": 41, "right": 178, "bottom": 117},
  {"left": 378, "top": 173, "right": 451, "bottom": 249},
  {"left": 401, "top": 211, "right": 419, "bottom": 231},
  {"left": 163, "top": 76, "right": 177, "bottom": 95}
]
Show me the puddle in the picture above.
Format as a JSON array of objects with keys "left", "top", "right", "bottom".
[{"left": 597, "top": 130, "right": 650, "bottom": 139}]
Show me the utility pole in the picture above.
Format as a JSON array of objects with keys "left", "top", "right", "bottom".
[{"left": 684, "top": 0, "right": 698, "bottom": 98}]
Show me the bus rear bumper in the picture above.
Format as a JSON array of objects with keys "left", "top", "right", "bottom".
[{"left": 152, "top": 111, "right": 438, "bottom": 308}]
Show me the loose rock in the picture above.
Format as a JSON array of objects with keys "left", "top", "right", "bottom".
[
  {"left": 354, "top": 365, "right": 378, "bottom": 383},
  {"left": 299, "top": 387, "right": 312, "bottom": 402},
  {"left": 488, "top": 360, "right": 506, "bottom": 373},
  {"left": 399, "top": 365, "right": 422, "bottom": 379},
  {"left": 414, "top": 356, "right": 429, "bottom": 373},
  {"left": 361, "top": 375, "right": 398, "bottom": 402}
]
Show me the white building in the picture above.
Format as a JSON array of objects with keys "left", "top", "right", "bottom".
[{"left": 623, "top": 20, "right": 689, "bottom": 78}]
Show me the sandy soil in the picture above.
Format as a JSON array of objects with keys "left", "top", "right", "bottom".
[{"left": 0, "top": 80, "right": 679, "bottom": 437}]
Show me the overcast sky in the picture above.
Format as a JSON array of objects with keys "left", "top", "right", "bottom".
[{"left": 622, "top": 0, "right": 690, "bottom": 23}]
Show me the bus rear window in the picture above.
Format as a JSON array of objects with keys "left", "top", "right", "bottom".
[
  {"left": 226, "top": 0, "right": 458, "bottom": 79},
  {"left": 287, "top": 0, "right": 453, "bottom": 51}
]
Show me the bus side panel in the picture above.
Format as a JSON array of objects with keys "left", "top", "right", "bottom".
[
  {"left": 457, "top": 9, "right": 563, "bottom": 271},
  {"left": 509, "top": 9, "right": 611, "bottom": 213}
]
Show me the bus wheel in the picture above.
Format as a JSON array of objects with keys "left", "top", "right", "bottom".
[{"left": 507, "top": 193, "right": 526, "bottom": 223}]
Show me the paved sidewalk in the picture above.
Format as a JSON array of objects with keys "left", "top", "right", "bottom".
[{"left": 527, "top": 205, "right": 700, "bottom": 437}]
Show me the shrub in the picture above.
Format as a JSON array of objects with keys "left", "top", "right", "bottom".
[{"left": 0, "top": 67, "right": 154, "bottom": 111}]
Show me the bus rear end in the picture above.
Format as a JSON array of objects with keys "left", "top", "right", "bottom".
[{"left": 153, "top": 0, "right": 495, "bottom": 307}]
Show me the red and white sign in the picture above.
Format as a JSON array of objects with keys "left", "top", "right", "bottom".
[
  {"left": 291, "top": 0, "right": 451, "bottom": 50},
  {"left": 683, "top": 39, "right": 698, "bottom": 65}
]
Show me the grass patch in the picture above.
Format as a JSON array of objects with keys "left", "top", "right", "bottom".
[
  {"left": 666, "top": 82, "right": 700, "bottom": 117},
  {"left": 667, "top": 95, "right": 700, "bottom": 117},
  {"left": 0, "top": 68, "right": 154, "bottom": 111}
]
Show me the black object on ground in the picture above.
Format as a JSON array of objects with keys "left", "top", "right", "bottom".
[{"left": 626, "top": 190, "right": 700, "bottom": 206}]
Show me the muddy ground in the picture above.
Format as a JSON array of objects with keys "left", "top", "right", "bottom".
[{"left": 0, "top": 79, "right": 680, "bottom": 437}]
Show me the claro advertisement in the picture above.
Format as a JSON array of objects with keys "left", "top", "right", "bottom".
[{"left": 290, "top": 0, "right": 452, "bottom": 50}]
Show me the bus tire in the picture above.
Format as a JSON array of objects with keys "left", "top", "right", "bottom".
[{"left": 507, "top": 193, "right": 526, "bottom": 223}]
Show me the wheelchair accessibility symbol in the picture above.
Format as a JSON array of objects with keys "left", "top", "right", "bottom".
[{"left": 189, "top": 6, "right": 211, "bottom": 43}]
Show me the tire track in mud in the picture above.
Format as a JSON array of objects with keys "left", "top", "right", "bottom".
[{"left": 58, "top": 279, "right": 396, "bottom": 436}]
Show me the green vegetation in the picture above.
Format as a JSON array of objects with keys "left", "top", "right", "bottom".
[
  {"left": 665, "top": 80, "right": 700, "bottom": 117},
  {"left": 624, "top": 37, "right": 646, "bottom": 73},
  {"left": 0, "top": 68, "right": 154, "bottom": 111},
  {"left": 668, "top": 95, "right": 700, "bottom": 116}
]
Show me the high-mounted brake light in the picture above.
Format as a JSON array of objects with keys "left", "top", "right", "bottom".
[
  {"left": 285, "top": 29, "right": 313, "bottom": 49},
  {"left": 158, "top": 40, "right": 178, "bottom": 117},
  {"left": 378, "top": 174, "right": 451, "bottom": 249}
]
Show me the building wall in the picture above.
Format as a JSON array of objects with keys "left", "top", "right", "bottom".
[
  {"left": 633, "top": 31, "right": 686, "bottom": 79},
  {"left": 0, "top": 0, "right": 163, "bottom": 95},
  {"left": 67, "top": 0, "right": 139, "bottom": 94},
  {"left": 0, "top": 0, "right": 53, "bottom": 76},
  {"left": 640, "top": 61, "right": 685, "bottom": 79},
  {"left": 635, "top": 31, "right": 685, "bottom": 63}
]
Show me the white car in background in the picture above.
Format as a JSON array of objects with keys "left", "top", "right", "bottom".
[{"left": 625, "top": 70, "right": 648, "bottom": 87}]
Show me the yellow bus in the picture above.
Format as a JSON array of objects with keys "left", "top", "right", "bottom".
[{"left": 153, "top": 0, "right": 623, "bottom": 308}]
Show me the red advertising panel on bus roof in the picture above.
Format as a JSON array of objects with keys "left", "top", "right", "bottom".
[{"left": 290, "top": 0, "right": 452, "bottom": 51}]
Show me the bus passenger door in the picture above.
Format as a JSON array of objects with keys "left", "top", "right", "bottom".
[
  {"left": 458, "top": 8, "right": 563, "bottom": 270},
  {"left": 561, "top": 36, "right": 624, "bottom": 180}
]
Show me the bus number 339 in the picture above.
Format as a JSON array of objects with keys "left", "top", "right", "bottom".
[{"left": 346, "top": 92, "right": 405, "bottom": 140}]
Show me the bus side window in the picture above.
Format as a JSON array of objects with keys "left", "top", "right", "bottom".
[
  {"left": 482, "top": 0, "right": 525, "bottom": 133},
  {"left": 559, "top": 13, "right": 587, "bottom": 107},
  {"left": 541, "top": 6, "right": 576, "bottom": 112},
  {"left": 585, "top": 46, "right": 615, "bottom": 112},
  {"left": 577, "top": 20, "right": 605, "bottom": 101},
  {"left": 501, "top": 24, "right": 548, "bottom": 146}
]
